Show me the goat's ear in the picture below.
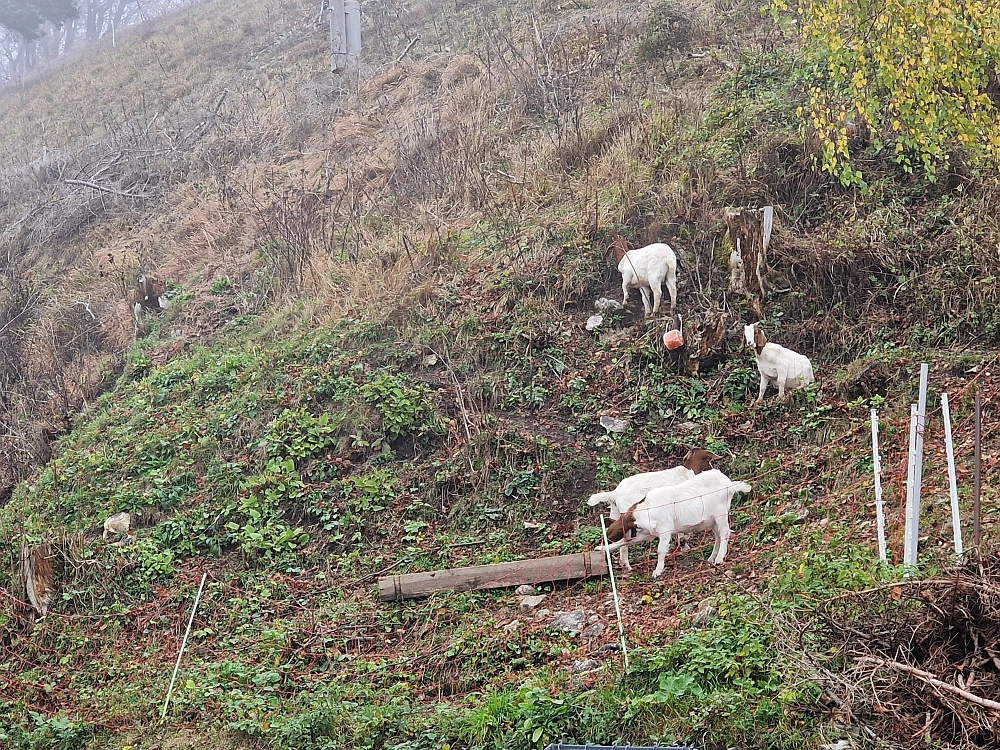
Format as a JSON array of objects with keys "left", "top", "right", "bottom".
[
  {"left": 623, "top": 511, "right": 637, "bottom": 534},
  {"left": 754, "top": 325, "right": 767, "bottom": 349}
]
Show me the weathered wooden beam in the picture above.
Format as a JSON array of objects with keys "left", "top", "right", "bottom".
[{"left": 378, "top": 551, "right": 609, "bottom": 602}]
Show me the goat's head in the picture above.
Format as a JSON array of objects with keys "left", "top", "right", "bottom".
[
  {"left": 744, "top": 322, "right": 767, "bottom": 352},
  {"left": 682, "top": 447, "right": 722, "bottom": 474},
  {"left": 610, "top": 236, "right": 630, "bottom": 263},
  {"left": 605, "top": 511, "right": 638, "bottom": 543}
]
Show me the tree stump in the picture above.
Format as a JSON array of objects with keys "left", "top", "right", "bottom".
[
  {"left": 668, "top": 309, "right": 737, "bottom": 375},
  {"left": 21, "top": 543, "right": 57, "bottom": 617},
  {"left": 725, "top": 206, "right": 773, "bottom": 317}
]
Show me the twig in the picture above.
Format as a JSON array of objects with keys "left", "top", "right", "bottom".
[
  {"left": 860, "top": 656, "right": 1000, "bottom": 712},
  {"left": 65, "top": 179, "right": 150, "bottom": 199},
  {"left": 395, "top": 36, "right": 420, "bottom": 63},
  {"left": 351, "top": 557, "right": 409, "bottom": 586}
]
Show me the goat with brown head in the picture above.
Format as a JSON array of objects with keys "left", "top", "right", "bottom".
[
  {"left": 682, "top": 447, "right": 721, "bottom": 474},
  {"left": 605, "top": 502, "right": 640, "bottom": 543}
]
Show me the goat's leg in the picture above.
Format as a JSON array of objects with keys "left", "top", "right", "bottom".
[
  {"left": 619, "top": 544, "right": 632, "bottom": 571},
  {"left": 597, "top": 538, "right": 627, "bottom": 552},
  {"left": 639, "top": 286, "right": 653, "bottom": 317},
  {"left": 652, "top": 533, "right": 672, "bottom": 578},
  {"left": 756, "top": 373, "right": 768, "bottom": 403},
  {"left": 710, "top": 517, "right": 731, "bottom": 565},
  {"left": 777, "top": 365, "right": 789, "bottom": 399},
  {"left": 650, "top": 279, "right": 663, "bottom": 315},
  {"left": 666, "top": 273, "right": 677, "bottom": 313},
  {"left": 622, "top": 278, "right": 630, "bottom": 307}
]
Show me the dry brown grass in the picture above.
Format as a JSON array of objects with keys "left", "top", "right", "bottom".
[{"left": 0, "top": 0, "right": 777, "bottom": 487}]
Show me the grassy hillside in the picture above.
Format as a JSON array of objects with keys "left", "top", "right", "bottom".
[{"left": 2, "top": 0, "right": 1000, "bottom": 748}]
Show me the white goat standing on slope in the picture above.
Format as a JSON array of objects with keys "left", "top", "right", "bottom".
[
  {"left": 619, "top": 242, "right": 678, "bottom": 316},
  {"left": 745, "top": 322, "right": 814, "bottom": 403},
  {"left": 588, "top": 448, "right": 720, "bottom": 569},
  {"left": 597, "top": 470, "right": 752, "bottom": 576}
]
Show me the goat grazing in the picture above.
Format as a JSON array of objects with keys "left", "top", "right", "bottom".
[
  {"left": 588, "top": 447, "right": 720, "bottom": 568},
  {"left": 619, "top": 242, "right": 678, "bottom": 317},
  {"left": 744, "top": 322, "right": 814, "bottom": 403},
  {"left": 598, "top": 470, "right": 751, "bottom": 576}
]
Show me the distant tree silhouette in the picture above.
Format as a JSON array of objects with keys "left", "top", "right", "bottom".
[{"left": 0, "top": 0, "right": 78, "bottom": 39}]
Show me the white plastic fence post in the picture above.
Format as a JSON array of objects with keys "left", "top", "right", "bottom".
[
  {"left": 161, "top": 571, "right": 208, "bottom": 721},
  {"left": 599, "top": 515, "right": 629, "bottom": 671},
  {"left": 941, "top": 392, "right": 964, "bottom": 559},
  {"left": 903, "top": 403, "right": 918, "bottom": 568},
  {"left": 871, "top": 408, "right": 887, "bottom": 563},
  {"left": 906, "top": 365, "right": 929, "bottom": 567}
]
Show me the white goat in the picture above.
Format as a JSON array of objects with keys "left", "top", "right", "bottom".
[
  {"left": 619, "top": 242, "right": 678, "bottom": 317},
  {"left": 597, "top": 470, "right": 751, "bottom": 576},
  {"left": 588, "top": 448, "right": 719, "bottom": 569},
  {"left": 744, "top": 322, "right": 814, "bottom": 403}
]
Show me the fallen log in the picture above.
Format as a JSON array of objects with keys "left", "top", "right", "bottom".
[{"left": 378, "top": 551, "right": 609, "bottom": 602}]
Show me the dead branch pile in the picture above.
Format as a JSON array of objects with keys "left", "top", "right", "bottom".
[{"left": 816, "top": 555, "right": 1000, "bottom": 749}]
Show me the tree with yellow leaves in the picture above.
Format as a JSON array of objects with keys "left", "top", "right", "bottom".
[{"left": 776, "top": 0, "right": 1000, "bottom": 185}]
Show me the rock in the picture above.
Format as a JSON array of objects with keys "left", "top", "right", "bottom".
[
  {"left": 582, "top": 622, "right": 604, "bottom": 640},
  {"left": 421, "top": 353, "right": 438, "bottom": 367},
  {"left": 586, "top": 314, "right": 604, "bottom": 331},
  {"left": 551, "top": 608, "right": 586, "bottom": 634},
  {"left": 103, "top": 511, "right": 132, "bottom": 540},
  {"left": 594, "top": 434, "right": 614, "bottom": 448},
  {"left": 599, "top": 415, "right": 628, "bottom": 433},
  {"left": 503, "top": 620, "right": 521, "bottom": 633},
  {"left": 595, "top": 297, "right": 623, "bottom": 312},
  {"left": 676, "top": 421, "right": 700, "bottom": 432},
  {"left": 570, "top": 658, "right": 601, "bottom": 674},
  {"left": 515, "top": 584, "right": 536, "bottom": 596},
  {"left": 112, "top": 530, "right": 137, "bottom": 547},
  {"left": 588, "top": 614, "right": 599, "bottom": 623},
  {"left": 534, "top": 608, "right": 551, "bottom": 619},
  {"left": 692, "top": 597, "right": 717, "bottom": 627},
  {"left": 519, "top": 595, "right": 547, "bottom": 611}
]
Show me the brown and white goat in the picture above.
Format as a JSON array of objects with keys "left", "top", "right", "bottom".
[{"left": 589, "top": 447, "right": 720, "bottom": 569}]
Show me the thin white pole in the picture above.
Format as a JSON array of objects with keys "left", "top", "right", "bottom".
[
  {"left": 161, "top": 571, "right": 208, "bottom": 721},
  {"left": 903, "top": 403, "right": 919, "bottom": 568},
  {"left": 871, "top": 408, "right": 887, "bottom": 563},
  {"left": 599, "top": 515, "right": 629, "bottom": 670},
  {"left": 941, "top": 393, "right": 964, "bottom": 558}
]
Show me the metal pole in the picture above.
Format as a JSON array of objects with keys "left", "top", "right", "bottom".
[
  {"left": 903, "top": 403, "right": 918, "bottom": 568},
  {"left": 941, "top": 393, "right": 963, "bottom": 559},
  {"left": 599, "top": 515, "right": 629, "bottom": 670},
  {"left": 871, "top": 408, "right": 887, "bottom": 563},
  {"left": 161, "top": 571, "right": 208, "bottom": 721},
  {"left": 974, "top": 392, "right": 982, "bottom": 552}
]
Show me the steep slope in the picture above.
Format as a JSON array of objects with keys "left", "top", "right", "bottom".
[{"left": 2, "top": 0, "right": 1000, "bottom": 748}]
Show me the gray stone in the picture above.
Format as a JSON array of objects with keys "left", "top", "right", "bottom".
[
  {"left": 595, "top": 297, "right": 623, "bottom": 312},
  {"left": 503, "top": 619, "right": 521, "bottom": 633},
  {"left": 692, "top": 597, "right": 718, "bottom": 627},
  {"left": 586, "top": 314, "right": 604, "bottom": 331},
  {"left": 582, "top": 622, "right": 604, "bottom": 640},
  {"left": 551, "top": 608, "right": 587, "bottom": 634},
  {"left": 570, "top": 658, "right": 601, "bottom": 674},
  {"left": 515, "top": 584, "right": 536, "bottom": 596},
  {"left": 518, "top": 595, "right": 547, "bottom": 611},
  {"left": 599, "top": 415, "right": 628, "bottom": 433}
]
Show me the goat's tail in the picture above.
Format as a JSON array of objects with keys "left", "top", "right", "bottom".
[
  {"left": 733, "top": 482, "right": 752, "bottom": 495},
  {"left": 587, "top": 491, "right": 616, "bottom": 507}
]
